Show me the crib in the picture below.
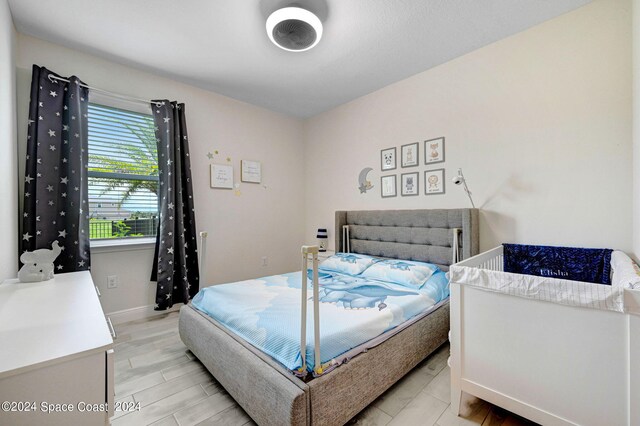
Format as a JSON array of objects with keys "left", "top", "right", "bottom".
[{"left": 449, "top": 245, "right": 640, "bottom": 426}]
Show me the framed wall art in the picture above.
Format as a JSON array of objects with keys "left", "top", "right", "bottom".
[
  {"left": 380, "top": 147, "right": 397, "bottom": 171},
  {"left": 401, "top": 142, "right": 419, "bottom": 168},
  {"left": 210, "top": 164, "right": 234, "bottom": 189},
  {"left": 241, "top": 160, "right": 262, "bottom": 183},
  {"left": 401, "top": 172, "right": 419, "bottom": 196},
  {"left": 425, "top": 168, "right": 445, "bottom": 195},
  {"left": 381, "top": 175, "right": 397, "bottom": 198},
  {"left": 425, "top": 137, "right": 445, "bottom": 165}
]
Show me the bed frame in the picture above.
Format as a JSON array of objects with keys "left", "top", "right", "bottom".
[
  {"left": 450, "top": 246, "right": 640, "bottom": 426},
  {"left": 179, "top": 208, "right": 479, "bottom": 426}
]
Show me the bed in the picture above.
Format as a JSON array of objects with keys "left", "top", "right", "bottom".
[
  {"left": 449, "top": 245, "right": 640, "bottom": 426},
  {"left": 179, "top": 208, "right": 479, "bottom": 426}
]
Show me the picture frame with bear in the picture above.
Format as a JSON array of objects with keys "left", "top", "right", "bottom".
[
  {"left": 425, "top": 137, "right": 445, "bottom": 165},
  {"left": 425, "top": 168, "right": 445, "bottom": 195},
  {"left": 401, "top": 172, "right": 419, "bottom": 196},
  {"left": 401, "top": 142, "right": 419, "bottom": 168},
  {"left": 380, "top": 147, "right": 396, "bottom": 171}
]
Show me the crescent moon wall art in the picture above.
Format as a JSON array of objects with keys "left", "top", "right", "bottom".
[{"left": 358, "top": 167, "right": 374, "bottom": 193}]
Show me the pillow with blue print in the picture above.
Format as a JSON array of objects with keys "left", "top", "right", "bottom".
[
  {"left": 360, "top": 258, "right": 439, "bottom": 288},
  {"left": 318, "top": 252, "right": 381, "bottom": 276}
]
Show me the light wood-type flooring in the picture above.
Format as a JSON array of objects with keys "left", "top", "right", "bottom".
[{"left": 111, "top": 311, "right": 537, "bottom": 426}]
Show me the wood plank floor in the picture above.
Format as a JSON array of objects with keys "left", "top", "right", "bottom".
[{"left": 111, "top": 312, "right": 537, "bottom": 426}]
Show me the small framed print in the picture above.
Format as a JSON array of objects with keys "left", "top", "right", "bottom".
[
  {"left": 241, "top": 160, "right": 262, "bottom": 183},
  {"left": 401, "top": 172, "right": 419, "bottom": 196},
  {"left": 425, "top": 137, "right": 445, "bottom": 165},
  {"left": 380, "top": 147, "right": 397, "bottom": 171},
  {"left": 211, "top": 164, "right": 234, "bottom": 189},
  {"left": 425, "top": 169, "right": 445, "bottom": 195},
  {"left": 381, "top": 175, "right": 397, "bottom": 198},
  {"left": 401, "top": 142, "right": 419, "bottom": 168}
]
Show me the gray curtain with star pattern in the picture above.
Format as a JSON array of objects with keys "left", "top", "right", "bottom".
[
  {"left": 150, "top": 101, "right": 199, "bottom": 310},
  {"left": 21, "top": 65, "right": 91, "bottom": 272}
]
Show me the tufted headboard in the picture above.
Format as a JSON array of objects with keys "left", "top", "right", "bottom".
[{"left": 334, "top": 209, "right": 479, "bottom": 271}]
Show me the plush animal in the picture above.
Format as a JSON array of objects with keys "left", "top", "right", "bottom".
[{"left": 18, "top": 241, "right": 62, "bottom": 282}]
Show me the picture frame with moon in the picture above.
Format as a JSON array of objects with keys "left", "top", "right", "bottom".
[{"left": 358, "top": 167, "right": 374, "bottom": 193}]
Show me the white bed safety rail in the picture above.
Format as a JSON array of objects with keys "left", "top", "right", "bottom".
[
  {"left": 199, "top": 231, "right": 208, "bottom": 282},
  {"left": 299, "top": 245, "right": 322, "bottom": 375},
  {"left": 342, "top": 225, "right": 350, "bottom": 253}
]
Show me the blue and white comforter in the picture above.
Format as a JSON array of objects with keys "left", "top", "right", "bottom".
[{"left": 191, "top": 270, "right": 448, "bottom": 375}]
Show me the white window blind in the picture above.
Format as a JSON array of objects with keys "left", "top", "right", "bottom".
[{"left": 87, "top": 103, "right": 159, "bottom": 240}]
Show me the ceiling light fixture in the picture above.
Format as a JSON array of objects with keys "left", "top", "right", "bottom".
[{"left": 266, "top": 7, "right": 323, "bottom": 52}]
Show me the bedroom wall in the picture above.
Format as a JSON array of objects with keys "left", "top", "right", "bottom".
[
  {"left": 0, "top": 0, "right": 18, "bottom": 280},
  {"left": 303, "top": 0, "right": 633, "bottom": 253},
  {"left": 15, "top": 34, "right": 305, "bottom": 319}
]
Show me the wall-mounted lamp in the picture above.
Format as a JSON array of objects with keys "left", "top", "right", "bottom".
[
  {"left": 316, "top": 228, "right": 328, "bottom": 252},
  {"left": 452, "top": 168, "right": 476, "bottom": 208}
]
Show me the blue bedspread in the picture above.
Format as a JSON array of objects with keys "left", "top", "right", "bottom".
[{"left": 191, "top": 270, "right": 449, "bottom": 375}]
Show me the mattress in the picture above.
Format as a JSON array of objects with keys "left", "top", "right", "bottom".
[{"left": 191, "top": 269, "right": 449, "bottom": 375}]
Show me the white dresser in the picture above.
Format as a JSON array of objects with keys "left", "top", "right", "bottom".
[{"left": 0, "top": 271, "right": 114, "bottom": 425}]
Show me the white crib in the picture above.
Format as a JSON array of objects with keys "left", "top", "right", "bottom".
[{"left": 449, "top": 246, "right": 640, "bottom": 426}]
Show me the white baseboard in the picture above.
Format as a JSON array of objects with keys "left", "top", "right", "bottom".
[{"left": 106, "top": 303, "right": 183, "bottom": 325}]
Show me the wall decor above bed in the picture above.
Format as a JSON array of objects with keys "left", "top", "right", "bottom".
[
  {"left": 425, "top": 137, "right": 445, "bottom": 164},
  {"left": 381, "top": 175, "right": 397, "bottom": 198},
  {"left": 425, "top": 169, "right": 445, "bottom": 195},
  {"left": 380, "top": 147, "right": 397, "bottom": 171},
  {"left": 401, "top": 172, "right": 419, "bottom": 196},
  {"left": 401, "top": 142, "right": 419, "bottom": 168},
  {"left": 358, "top": 167, "right": 374, "bottom": 193}
]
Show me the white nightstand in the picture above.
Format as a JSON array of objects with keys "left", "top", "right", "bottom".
[{"left": 317, "top": 250, "right": 335, "bottom": 261}]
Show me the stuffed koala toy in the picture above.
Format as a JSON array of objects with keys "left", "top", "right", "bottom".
[{"left": 18, "top": 241, "right": 62, "bottom": 282}]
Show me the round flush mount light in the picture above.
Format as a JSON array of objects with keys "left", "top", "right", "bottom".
[{"left": 266, "top": 7, "right": 323, "bottom": 52}]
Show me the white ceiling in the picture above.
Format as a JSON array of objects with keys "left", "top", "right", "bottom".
[{"left": 8, "top": 0, "right": 592, "bottom": 118}]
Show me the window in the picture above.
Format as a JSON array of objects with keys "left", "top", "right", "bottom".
[{"left": 87, "top": 103, "right": 159, "bottom": 240}]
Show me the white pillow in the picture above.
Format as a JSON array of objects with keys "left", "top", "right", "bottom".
[
  {"left": 318, "top": 253, "right": 379, "bottom": 276},
  {"left": 360, "top": 259, "right": 439, "bottom": 288},
  {"left": 611, "top": 251, "right": 640, "bottom": 289}
]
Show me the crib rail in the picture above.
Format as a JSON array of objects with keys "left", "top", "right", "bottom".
[{"left": 454, "top": 245, "right": 504, "bottom": 271}]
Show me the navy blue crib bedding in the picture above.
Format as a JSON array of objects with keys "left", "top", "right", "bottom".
[{"left": 503, "top": 243, "right": 613, "bottom": 285}]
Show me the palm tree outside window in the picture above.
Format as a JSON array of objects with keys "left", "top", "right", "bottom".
[{"left": 87, "top": 103, "right": 159, "bottom": 240}]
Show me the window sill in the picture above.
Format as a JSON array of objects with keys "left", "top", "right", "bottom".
[{"left": 91, "top": 237, "right": 156, "bottom": 253}]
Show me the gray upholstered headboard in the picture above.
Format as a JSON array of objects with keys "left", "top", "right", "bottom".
[{"left": 335, "top": 209, "right": 479, "bottom": 271}]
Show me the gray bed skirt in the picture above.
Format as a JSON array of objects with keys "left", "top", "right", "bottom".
[{"left": 179, "top": 302, "right": 450, "bottom": 426}]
